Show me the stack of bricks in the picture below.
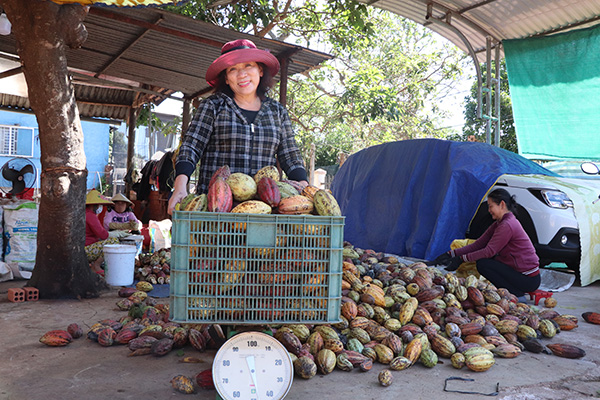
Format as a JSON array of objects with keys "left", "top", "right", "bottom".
[{"left": 7, "top": 287, "right": 39, "bottom": 303}]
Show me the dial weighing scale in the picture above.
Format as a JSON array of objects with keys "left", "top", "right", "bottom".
[{"left": 212, "top": 331, "right": 294, "bottom": 400}]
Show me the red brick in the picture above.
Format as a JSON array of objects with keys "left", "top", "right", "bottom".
[
  {"left": 8, "top": 288, "right": 25, "bottom": 303},
  {"left": 23, "top": 287, "right": 39, "bottom": 301}
]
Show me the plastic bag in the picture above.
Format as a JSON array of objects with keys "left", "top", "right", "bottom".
[
  {"left": 0, "top": 260, "right": 13, "bottom": 282},
  {"left": 149, "top": 219, "right": 171, "bottom": 252},
  {"left": 3, "top": 201, "right": 38, "bottom": 279},
  {"left": 450, "top": 239, "right": 479, "bottom": 278}
]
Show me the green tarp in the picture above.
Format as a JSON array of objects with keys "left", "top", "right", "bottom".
[{"left": 504, "top": 24, "right": 600, "bottom": 160}]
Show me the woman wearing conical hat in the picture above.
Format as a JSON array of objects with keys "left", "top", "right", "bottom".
[
  {"left": 85, "top": 189, "right": 122, "bottom": 275},
  {"left": 103, "top": 193, "right": 141, "bottom": 232}
]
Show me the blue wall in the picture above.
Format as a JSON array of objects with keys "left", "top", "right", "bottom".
[{"left": 0, "top": 110, "right": 112, "bottom": 189}]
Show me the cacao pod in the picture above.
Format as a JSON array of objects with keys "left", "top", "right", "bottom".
[
  {"left": 97, "top": 327, "right": 116, "bottom": 347},
  {"left": 582, "top": 312, "right": 600, "bottom": 325},
  {"left": 389, "top": 356, "right": 412, "bottom": 371},
  {"left": 378, "top": 370, "right": 393, "bottom": 387},
  {"left": 467, "top": 286, "right": 485, "bottom": 306},
  {"left": 404, "top": 337, "right": 422, "bottom": 364},
  {"left": 316, "top": 349, "right": 336, "bottom": 375},
  {"left": 208, "top": 165, "right": 231, "bottom": 189},
  {"left": 374, "top": 343, "right": 394, "bottom": 364},
  {"left": 253, "top": 165, "right": 279, "bottom": 184},
  {"left": 277, "top": 195, "right": 314, "bottom": 215},
  {"left": 115, "top": 328, "right": 138, "bottom": 345},
  {"left": 276, "top": 181, "right": 300, "bottom": 199},
  {"left": 128, "top": 335, "right": 158, "bottom": 351},
  {"left": 207, "top": 177, "right": 233, "bottom": 212},
  {"left": 491, "top": 343, "right": 521, "bottom": 358},
  {"left": 430, "top": 334, "right": 456, "bottom": 358},
  {"left": 227, "top": 172, "right": 257, "bottom": 201},
  {"left": 294, "top": 356, "right": 317, "bottom": 379},
  {"left": 306, "top": 332, "right": 324, "bottom": 355},
  {"left": 301, "top": 185, "right": 320, "bottom": 200},
  {"left": 552, "top": 316, "right": 578, "bottom": 331},
  {"left": 39, "top": 330, "right": 73, "bottom": 347},
  {"left": 516, "top": 324, "right": 537, "bottom": 342},
  {"left": 67, "top": 323, "right": 83, "bottom": 339},
  {"left": 231, "top": 200, "right": 271, "bottom": 214},
  {"left": 420, "top": 348, "right": 438, "bottom": 368},
  {"left": 546, "top": 343, "right": 586, "bottom": 359},
  {"left": 256, "top": 177, "right": 281, "bottom": 207},
  {"left": 522, "top": 339, "right": 549, "bottom": 354},
  {"left": 451, "top": 352, "right": 466, "bottom": 369},
  {"left": 359, "top": 359, "right": 373, "bottom": 372},
  {"left": 465, "top": 352, "right": 495, "bottom": 372},
  {"left": 171, "top": 375, "right": 195, "bottom": 394},
  {"left": 313, "top": 190, "right": 342, "bottom": 216},
  {"left": 336, "top": 353, "right": 353, "bottom": 371},
  {"left": 151, "top": 338, "right": 174, "bottom": 356}
]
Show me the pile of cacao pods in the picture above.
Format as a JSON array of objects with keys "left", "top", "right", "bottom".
[
  {"left": 37, "top": 240, "right": 592, "bottom": 393},
  {"left": 285, "top": 242, "right": 587, "bottom": 385},
  {"left": 176, "top": 165, "right": 341, "bottom": 216},
  {"left": 134, "top": 248, "right": 171, "bottom": 284}
]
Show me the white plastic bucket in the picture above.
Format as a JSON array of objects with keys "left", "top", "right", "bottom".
[
  {"left": 120, "top": 235, "right": 144, "bottom": 257},
  {"left": 103, "top": 244, "right": 137, "bottom": 286}
]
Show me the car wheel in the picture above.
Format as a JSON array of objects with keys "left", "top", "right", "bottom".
[{"left": 466, "top": 202, "right": 493, "bottom": 239}]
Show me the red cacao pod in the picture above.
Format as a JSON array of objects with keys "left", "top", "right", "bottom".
[
  {"left": 207, "top": 177, "right": 233, "bottom": 212},
  {"left": 257, "top": 177, "right": 281, "bottom": 207}
]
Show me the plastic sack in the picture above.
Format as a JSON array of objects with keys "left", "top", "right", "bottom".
[
  {"left": 149, "top": 219, "right": 171, "bottom": 252},
  {"left": 0, "top": 260, "right": 13, "bottom": 282},
  {"left": 4, "top": 201, "right": 38, "bottom": 279},
  {"left": 450, "top": 239, "right": 479, "bottom": 278}
]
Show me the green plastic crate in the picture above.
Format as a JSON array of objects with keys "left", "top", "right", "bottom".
[{"left": 170, "top": 211, "right": 344, "bottom": 325}]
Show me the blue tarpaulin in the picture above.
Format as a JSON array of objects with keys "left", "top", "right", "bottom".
[{"left": 331, "top": 139, "right": 557, "bottom": 260}]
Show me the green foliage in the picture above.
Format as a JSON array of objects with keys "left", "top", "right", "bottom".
[
  {"left": 136, "top": 103, "right": 181, "bottom": 138},
  {"left": 285, "top": 10, "right": 467, "bottom": 164},
  {"left": 457, "top": 59, "right": 518, "bottom": 153}
]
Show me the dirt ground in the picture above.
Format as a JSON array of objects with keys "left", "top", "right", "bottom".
[{"left": 1, "top": 276, "right": 599, "bottom": 400}]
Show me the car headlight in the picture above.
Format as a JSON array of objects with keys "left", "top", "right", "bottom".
[{"left": 541, "top": 190, "right": 573, "bottom": 209}]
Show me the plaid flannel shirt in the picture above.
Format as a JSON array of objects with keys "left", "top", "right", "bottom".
[{"left": 176, "top": 93, "right": 306, "bottom": 194}]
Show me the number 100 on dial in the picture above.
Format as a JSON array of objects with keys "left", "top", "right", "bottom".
[{"left": 213, "top": 331, "right": 294, "bottom": 400}]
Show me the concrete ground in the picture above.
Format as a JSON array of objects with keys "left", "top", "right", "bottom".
[{"left": 1, "top": 277, "right": 599, "bottom": 400}]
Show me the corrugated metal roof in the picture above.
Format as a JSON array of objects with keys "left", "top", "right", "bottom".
[
  {"left": 359, "top": 0, "right": 600, "bottom": 60},
  {"left": 0, "top": 6, "right": 333, "bottom": 121}
]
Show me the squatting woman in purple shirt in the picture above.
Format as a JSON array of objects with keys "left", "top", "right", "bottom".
[{"left": 433, "top": 188, "right": 541, "bottom": 302}]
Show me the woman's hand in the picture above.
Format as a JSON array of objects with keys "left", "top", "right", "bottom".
[
  {"left": 444, "top": 257, "right": 463, "bottom": 271},
  {"left": 168, "top": 175, "right": 189, "bottom": 215},
  {"left": 432, "top": 252, "right": 452, "bottom": 265}
]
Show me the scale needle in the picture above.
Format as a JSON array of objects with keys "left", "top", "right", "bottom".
[{"left": 246, "top": 355, "right": 260, "bottom": 400}]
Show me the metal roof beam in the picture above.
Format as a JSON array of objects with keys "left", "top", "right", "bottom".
[
  {"left": 94, "top": 15, "right": 164, "bottom": 78},
  {"left": 88, "top": 7, "right": 224, "bottom": 49},
  {"left": 531, "top": 15, "right": 600, "bottom": 38},
  {"left": 71, "top": 71, "right": 181, "bottom": 101},
  {"left": 457, "top": 0, "right": 498, "bottom": 14},
  {"left": 0, "top": 66, "right": 22, "bottom": 80},
  {"left": 422, "top": 0, "right": 501, "bottom": 44}
]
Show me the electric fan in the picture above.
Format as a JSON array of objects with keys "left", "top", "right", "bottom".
[{"left": 0, "top": 157, "right": 37, "bottom": 196}]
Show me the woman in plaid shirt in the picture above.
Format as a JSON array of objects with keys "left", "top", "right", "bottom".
[{"left": 168, "top": 39, "right": 308, "bottom": 214}]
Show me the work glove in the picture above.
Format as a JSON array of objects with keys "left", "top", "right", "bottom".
[
  {"left": 108, "top": 230, "right": 129, "bottom": 239},
  {"left": 429, "top": 252, "right": 452, "bottom": 266},
  {"left": 444, "top": 257, "right": 463, "bottom": 272}
]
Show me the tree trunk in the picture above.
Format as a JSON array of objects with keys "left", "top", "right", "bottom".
[{"left": 0, "top": 0, "right": 107, "bottom": 298}]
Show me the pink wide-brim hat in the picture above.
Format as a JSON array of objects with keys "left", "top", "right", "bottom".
[{"left": 205, "top": 39, "right": 280, "bottom": 87}]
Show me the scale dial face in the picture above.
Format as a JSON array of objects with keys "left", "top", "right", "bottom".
[{"left": 213, "top": 331, "right": 294, "bottom": 400}]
